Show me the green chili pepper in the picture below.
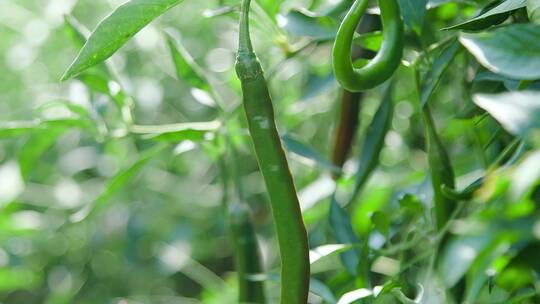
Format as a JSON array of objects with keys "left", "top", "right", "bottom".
[
  {"left": 422, "top": 105, "right": 455, "bottom": 231},
  {"left": 332, "top": 0, "right": 404, "bottom": 92},
  {"left": 228, "top": 202, "right": 266, "bottom": 304},
  {"left": 235, "top": 0, "right": 310, "bottom": 303},
  {"left": 331, "top": 15, "right": 380, "bottom": 175}
]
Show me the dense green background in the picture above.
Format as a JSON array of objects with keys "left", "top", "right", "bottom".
[{"left": 1, "top": 0, "right": 540, "bottom": 303}]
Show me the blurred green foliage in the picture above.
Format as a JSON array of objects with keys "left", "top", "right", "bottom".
[{"left": 0, "top": 0, "right": 540, "bottom": 303}]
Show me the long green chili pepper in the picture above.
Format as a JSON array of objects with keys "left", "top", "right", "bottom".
[
  {"left": 332, "top": 0, "right": 404, "bottom": 92},
  {"left": 228, "top": 202, "right": 266, "bottom": 304},
  {"left": 422, "top": 105, "right": 455, "bottom": 231},
  {"left": 235, "top": 0, "right": 310, "bottom": 303}
]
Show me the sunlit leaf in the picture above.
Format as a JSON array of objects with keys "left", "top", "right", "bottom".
[
  {"left": 279, "top": 9, "right": 337, "bottom": 41},
  {"left": 527, "top": 0, "right": 540, "bottom": 23},
  {"left": 62, "top": 0, "right": 185, "bottom": 80},
  {"left": 460, "top": 24, "right": 540, "bottom": 80},
  {"left": 63, "top": 14, "right": 90, "bottom": 49},
  {"left": 444, "top": 0, "right": 525, "bottom": 30},
  {"left": 130, "top": 121, "right": 221, "bottom": 142},
  {"left": 337, "top": 288, "right": 373, "bottom": 304},
  {"left": 353, "top": 31, "right": 382, "bottom": 52},
  {"left": 0, "top": 121, "right": 41, "bottom": 139},
  {"left": 473, "top": 91, "right": 540, "bottom": 137},
  {"left": 309, "top": 244, "right": 351, "bottom": 264}
]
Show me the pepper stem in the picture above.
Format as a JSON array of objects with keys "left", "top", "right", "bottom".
[{"left": 238, "top": 0, "right": 253, "bottom": 54}]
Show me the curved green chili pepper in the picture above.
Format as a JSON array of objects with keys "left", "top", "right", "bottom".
[
  {"left": 331, "top": 15, "right": 380, "bottom": 175},
  {"left": 228, "top": 202, "right": 266, "bottom": 304},
  {"left": 235, "top": 0, "right": 310, "bottom": 303},
  {"left": 332, "top": 0, "right": 404, "bottom": 92}
]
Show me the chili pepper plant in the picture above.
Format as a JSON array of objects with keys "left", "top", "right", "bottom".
[{"left": 1, "top": 0, "right": 540, "bottom": 303}]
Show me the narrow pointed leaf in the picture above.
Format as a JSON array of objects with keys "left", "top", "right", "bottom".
[
  {"left": 129, "top": 121, "right": 221, "bottom": 142},
  {"left": 420, "top": 40, "right": 461, "bottom": 107},
  {"left": 329, "top": 195, "right": 360, "bottom": 275},
  {"left": 349, "top": 84, "right": 394, "bottom": 203},
  {"left": 62, "top": 0, "right": 184, "bottom": 80},
  {"left": 444, "top": 0, "right": 525, "bottom": 30},
  {"left": 165, "top": 32, "right": 211, "bottom": 91}
]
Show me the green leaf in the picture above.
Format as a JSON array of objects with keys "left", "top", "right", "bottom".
[
  {"left": 0, "top": 268, "right": 40, "bottom": 291},
  {"left": 473, "top": 91, "right": 540, "bottom": 137},
  {"left": 130, "top": 121, "right": 221, "bottom": 142},
  {"left": 281, "top": 134, "right": 341, "bottom": 173},
  {"left": 0, "top": 121, "right": 41, "bottom": 139},
  {"left": 76, "top": 71, "right": 112, "bottom": 94},
  {"left": 63, "top": 14, "right": 132, "bottom": 110},
  {"left": 280, "top": 9, "right": 338, "bottom": 41},
  {"left": 463, "top": 238, "right": 514, "bottom": 302},
  {"left": 36, "top": 101, "right": 101, "bottom": 135},
  {"left": 202, "top": 6, "right": 236, "bottom": 18},
  {"left": 510, "top": 150, "right": 540, "bottom": 199},
  {"left": 391, "top": 284, "right": 424, "bottom": 304},
  {"left": 349, "top": 83, "right": 394, "bottom": 202},
  {"left": 444, "top": 0, "right": 525, "bottom": 30},
  {"left": 18, "top": 128, "right": 66, "bottom": 181},
  {"left": 309, "top": 244, "right": 352, "bottom": 265},
  {"left": 61, "top": 0, "right": 184, "bottom": 80},
  {"left": 420, "top": 40, "right": 461, "bottom": 107},
  {"left": 336, "top": 288, "right": 374, "bottom": 304},
  {"left": 329, "top": 195, "right": 360, "bottom": 275},
  {"left": 309, "top": 278, "right": 337, "bottom": 303},
  {"left": 353, "top": 31, "right": 382, "bottom": 52},
  {"left": 398, "top": 194, "right": 424, "bottom": 220},
  {"left": 63, "top": 14, "right": 90, "bottom": 49},
  {"left": 0, "top": 112, "right": 97, "bottom": 140},
  {"left": 70, "top": 144, "right": 167, "bottom": 222},
  {"left": 439, "top": 235, "right": 492, "bottom": 288},
  {"left": 398, "top": 0, "right": 428, "bottom": 35},
  {"left": 372, "top": 211, "right": 390, "bottom": 237},
  {"left": 352, "top": 188, "right": 391, "bottom": 236},
  {"left": 527, "top": 0, "right": 540, "bottom": 23},
  {"left": 460, "top": 24, "right": 540, "bottom": 80},
  {"left": 165, "top": 32, "right": 211, "bottom": 91}
]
